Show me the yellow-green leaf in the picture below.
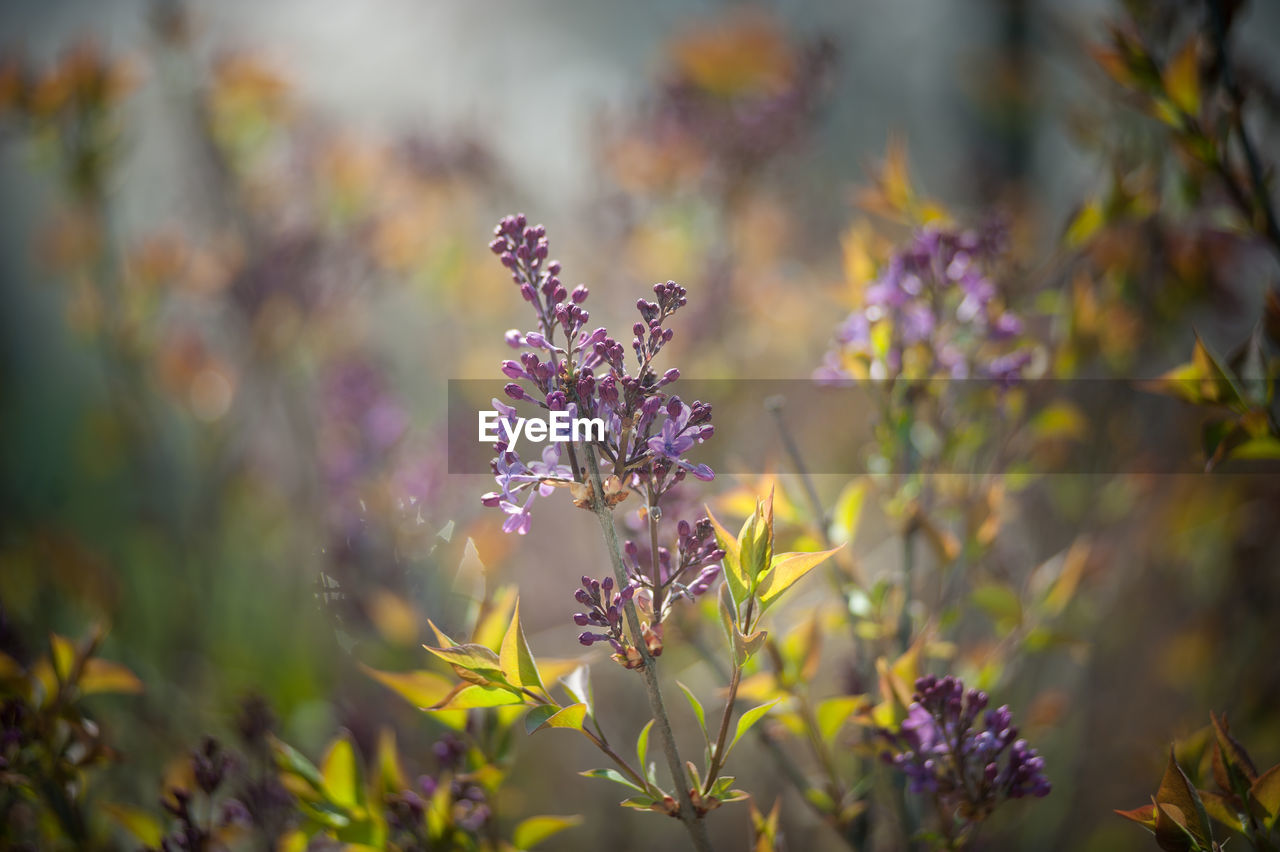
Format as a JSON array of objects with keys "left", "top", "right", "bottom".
[
  {"left": 431, "top": 683, "right": 525, "bottom": 710},
  {"left": 272, "top": 738, "right": 325, "bottom": 793},
  {"left": 1230, "top": 437, "right": 1280, "bottom": 461},
  {"left": 636, "top": 718, "right": 654, "bottom": 773},
  {"left": 707, "top": 507, "right": 749, "bottom": 605},
  {"left": 80, "top": 658, "right": 143, "bottom": 695},
  {"left": 321, "top": 734, "right": 366, "bottom": 813},
  {"left": 1251, "top": 763, "right": 1280, "bottom": 825},
  {"left": 728, "top": 700, "right": 778, "bottom": 755},
  {"left": 361, "top": 665, "right": 455, "bottom": 709},
  {"left": 678, "top": 681, "right": 709, "bottom": 743},
  {"left": 816, "top": 695, "right": 866, "bottom": 741},
  {"left": 424, "top": 642, "right": 508, "bottom": 686},
  {"left": 50, "top": 633, "right": 76, "bottom": 682},
  {"left": 500, "top": 599, "right": 545, "bottom": 693},
  {"left": 757, "top": 545, "right": 844, "bottom": 611},
  {"left": 1164, "top": 39, "right": 1200, "bottom": 117},
  {"left": 376, "top": 728, "right": 405, "bottom": 794},
  {"left": 526, "top": 703, "right": 587, "bottom": 733},
  {"left": 513, "top": 815, "right": 584, "bottom": 850}
]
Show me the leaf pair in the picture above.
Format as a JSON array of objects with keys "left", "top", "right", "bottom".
[{"left": 708, "top": 491, "right": 844, "bottom": 630}]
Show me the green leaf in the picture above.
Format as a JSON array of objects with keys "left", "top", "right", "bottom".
[
  {"left": 579, "top": 768, "right": 645, "bottom": 793},
  {"left": 757, "top": 546, "right": 844, "bottom": 611},
  {"left": 272, "top": 738, "right": 325, "bottom": 793},
  {"left": 361, "top": 665, "right": 456, "bottom": 709},
  {"left": 321, "top": 734, "right": 366, "bottom": 813},
  {"left": 525, "top": 705, "right": 558, "bottom": 735},
  {"left": 636, "top": 718, "right": 654, "bottom": 776},
  {"left": 512, "top": 815, "right": 584, "bottom": 850},
  {"left": 431, "top": 683, "right": 525, "bottom": 710},
  {"left": 727, "top": 700, "right": 778, "bottom": 755},
  {"left": 619, "top": 795, "right": 663, "bottom": 810},
  {"left": 816, "top": 695, "right": 866, "bottom": 741},
  {"left": 707, "top": 775, "right": 736, "bottom": 798},
  {"left": 525, "top": 703, "right": 587, "bottom": 734},
  {"left": 500, "top": 599, "right": 545, "bottom": 693},
  {"left": 423, "top": 643, "right": 509, "bottom": 687},
  {"left": 707, "top": 508, "right": 749, "bottom": 606},
  {"left": 678, "top": 681, "right": 709, "bottom": 743}
]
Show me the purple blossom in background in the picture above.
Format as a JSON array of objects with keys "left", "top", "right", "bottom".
[
  {"left": 880, "top": 675, "right": 1050, "bottom": 824},
  {"left": 817, "top": 223, "right": 1034, "bottom": 384}
]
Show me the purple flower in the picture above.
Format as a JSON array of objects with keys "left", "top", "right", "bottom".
[
  {"left": 815, "top": 222, "right": 1033, "bottom": 385},
  {"left": 500, "top": 493, "right": 534, "bottom": 535},
  {"left": 880, "top": 675, "right": 1050, "bottom": 825}
]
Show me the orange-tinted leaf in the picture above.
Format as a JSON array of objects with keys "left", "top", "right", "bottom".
[
  {"left": 1250, "top": 763, "right": 1280, "bottom": 824},
  {"left": 80, "top": 658, "right": 143, "bottom": 695},
  {"left": 1115, "top": 803, "right": 1157, "bottom": 829},
  {"left": 1155, "top": 750, "right": 1213, "bottom": 850}
]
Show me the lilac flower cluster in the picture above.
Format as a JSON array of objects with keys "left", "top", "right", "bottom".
[
  {"left": 881, "top": 675, "right": 1050, "bottom": 822},
  {"left": 573, "top": 573, "right": 667, "bottom": 670},
  {"left": 573, "top": 574, "right": 637, "bottom": 650},
  {"left": 623, "top": 516, "right": 723, "bottom": 610},
  {"left": 482, "top": 214, "right": 724, "bottom": 662},
  {"left": 480, "top": 214, "right": 715, "bottom": 535},
  {"left": 816, "top": 225, "right": 1033, "bottom": 385}
]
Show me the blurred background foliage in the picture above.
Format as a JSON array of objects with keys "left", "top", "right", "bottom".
[{"left": 1, "top": 0, "right": 1279, "bottom": 849}]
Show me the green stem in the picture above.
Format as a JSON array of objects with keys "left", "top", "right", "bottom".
[{"left": 582, "top": 448, "right": 713, "bottom": 852}]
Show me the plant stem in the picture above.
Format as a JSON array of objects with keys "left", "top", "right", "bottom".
[
  {"left": 701, "top": 663, "right": 741, "bottom": 795},
  {"left": 583, "top": 448, "right": 714, "bottom": 852},
  {"left": 580, "top": 726, "right": 653, "bottom": 792},
  {"left": 688, "top": 635, "right": 862, "bottom": 850}
]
